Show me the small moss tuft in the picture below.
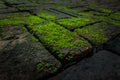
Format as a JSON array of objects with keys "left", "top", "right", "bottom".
[{"left": 36, "top": 61, "right": 57, "bottom": 73}]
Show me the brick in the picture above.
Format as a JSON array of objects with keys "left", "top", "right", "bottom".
[
  {"left": 0, "top": 25, "right": 61, "bottom": 80},
  {"left": 75, "top": 22, "right": 120, "bottom": 45},
  {"left": 28, "top": 22, "right": 92, "bottom": 62}
]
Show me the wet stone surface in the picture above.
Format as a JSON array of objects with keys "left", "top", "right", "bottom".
[{"left": 0, "top": 0, "right": 120, "bottom": 80}]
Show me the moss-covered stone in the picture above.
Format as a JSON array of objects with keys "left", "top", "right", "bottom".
[
  {"left": 110, "top": 12, "right": 120, "bottom": 21},
  {"left": 0, "top": 25, "right": 61, "bottom": 80},
  {"left": 38, "top": 12, "right": 56, "bottom": 20},
  {"left": 57, "top": 17, "right": 95, "bottom": 30},
  {"left": 28, "top": 22, "right": 92, "bottom": 61},
  {"left": 0, "top": 14, "right": 44, "bottom": 26},
  {"left": 75, "top": 22, "right": 120, "bottom": 45}
]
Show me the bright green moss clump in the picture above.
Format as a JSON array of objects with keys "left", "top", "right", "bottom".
[
  {"left": 37, "top": 61, "right": 57, "bottom": 73},
  {"left": 29, "top": 22, "right": 91, "bottom": 60},
  {"left": 75, "top": 23, "right": 109, "bottom": 45}
]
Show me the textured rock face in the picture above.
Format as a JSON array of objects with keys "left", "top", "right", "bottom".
[
  {"left": 0, "top": 26, "right": 62, "bottom": 80},
  {"left": 0, "top": 0, "right": 120, "bottom": 80},
  {"left": 48, "top": 50, "right": 120, "bottom": 80}
]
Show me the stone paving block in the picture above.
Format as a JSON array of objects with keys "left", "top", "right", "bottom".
[
  {"left": 48, "top": 50, "right": 120, "bottom": 80},
  {"left": 75, "top": 22, "right": 120, "bottom": 45},
  {"left": 104, "top": 35, "right": 120, "bottom": 54},
  {"left": 0, "top": 25, "right": 61, "bottom": 80},
  {"left": 49, "top": 8, "right": 79, "bottom": 17},
  {"left": 0, "top": 14, "right": 44, "bottom": 26},
  {"left": 28, "top": 22, "right": 92, "bottom": 62},
  {"left": 110, "top": 11, "right": 120, "bottom": 21},
  {"left": 56, "top": 17, "right": 97, "bottom": 31},
  {"left": 35, "top": 9, "right": 72, "bottom": 21},
  {"left": 0, "top": 4, "right": 8, "bottom": 9},
  {"left": 0, "top": 1, "right": 3, "bottom": 4},
  {"left": 0, "top": 8, "right": 18, "bottom": 14},
  {"left": 0, "top": 12, "right": 30, "bottom": 19},
  {"left": 5, "top": 0, "right": 31, "bottom": 4}
]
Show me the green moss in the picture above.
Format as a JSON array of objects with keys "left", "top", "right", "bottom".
[
  {"left": 29, "top": 22, "right": 91, "bottom": 60},
  {"left": 0, "top": 15, "right": 44, "bottom": 26},
  {"left": 75, "top": 23, "right": 109, "bottom": 45},
  {"left": 56, "top": 6, "right": 72, "bottom": 12},
  {"left": 78, "top": 12, "right": 94, "bottom": 17},
  {"left": 38, "top": 13, "right": 56, "bottom": 20},
  {"left": 110, "top": 12, "right": 120, "bottom": 21},
  {"left": 66, "top": 51, "right": 75, "bottom": 60},
  {"left": 25, "top": 15, "right": 45, "bottom": 25},
  {"left": 37, "top": 61, "right": 57, "bottom": 73},
  {"left": 57, "top": 17, "right": 94, "bottom": 30},
  {"left": 110, "top": 20, "right": 120, "bottom": 27},
  {"left": 99, "top": 8, "right": 112, "bottom": 14}
]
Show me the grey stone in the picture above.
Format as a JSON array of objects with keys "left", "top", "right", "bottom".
[
  {"left": 48, "top": 50, "right": 120, "bottom": 80},
  {"left": 0, "top": 25, "right": 61, "bottom": 80},
  {"left": 105, "top": 35, "right": 120, "bottom": 54}
]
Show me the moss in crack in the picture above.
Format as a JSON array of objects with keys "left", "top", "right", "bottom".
[
  {"left": 36, "top": 61, "right": 57, "bottom": 73},
  {"left": 57, "top": 17, "right": 94, "bottom": 30}
]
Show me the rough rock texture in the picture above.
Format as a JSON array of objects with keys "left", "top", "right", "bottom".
[
  {"left": 0, "top": 0, "right": 120, "bottom": 80},
  {"left": 0, "top": 26, "right": 61, "bottom": 80},
  {"left": 48, "top": 50, "right": 120, "bottom": 80}
]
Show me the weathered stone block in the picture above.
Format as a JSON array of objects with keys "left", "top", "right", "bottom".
[
  {"left": 28, "top": 22, "right": 92, "bottom": 62},
  {"left": 75, "top": 22, "right": 120, "bottom": 45},
  {"left": 0, "top": 25, "right": 61, "bottom": 80},
  {"left": 48, "top": 50, "right": 120, "bottom": 80}
]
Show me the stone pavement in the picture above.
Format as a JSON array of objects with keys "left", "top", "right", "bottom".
[{"left": 0, "top": 0, "right": 120, "bottom": 80}]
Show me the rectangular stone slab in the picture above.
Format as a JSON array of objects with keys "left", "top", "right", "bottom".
[
  {"left": 56, "top": 17, "right": 98, "bottom": 31},
  {"left": 0, "top": 8, "right": 18, "bottom": 14},
  {"left": 75, "top": 22, "right": 120, "bottom": 45},
  {"left": 0, "top": 4, "right": 8, "bottom": 9},
  {"left": 35, "top": 9, "right": 72, "bottom": 21},
  {"left": 0, "top": 25, "right": 61, "bottom": 80},
  {"left": 0, "top": 14, "right": 44, "bottom": 26},
  {"left": 104, "top": 35, "right": 120, "bottom": 55},
  {"left": 28, "top": 22, "right": 92, "bottom": 62}
]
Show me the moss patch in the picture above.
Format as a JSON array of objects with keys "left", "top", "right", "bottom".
[
  {"left": 38, "top": 13, "right": 56, "bottom": 21},
  {"left": 57, "top": 17, "right": 94, "bottom": 30},
  {"left": 37, "top": 61, "right": 57, "bottom": 73},
  {"left": 0, "top": 14, "right": 44, "bottom": 26},
  {"left": 29, "top": 22, "right": 91, "bottom": 60},
  {"left": 75, "top": 22, "right": 109, "bottom": 45},
  {"left": 110, "top": 12, "right": 120, "bottom": 21}
]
